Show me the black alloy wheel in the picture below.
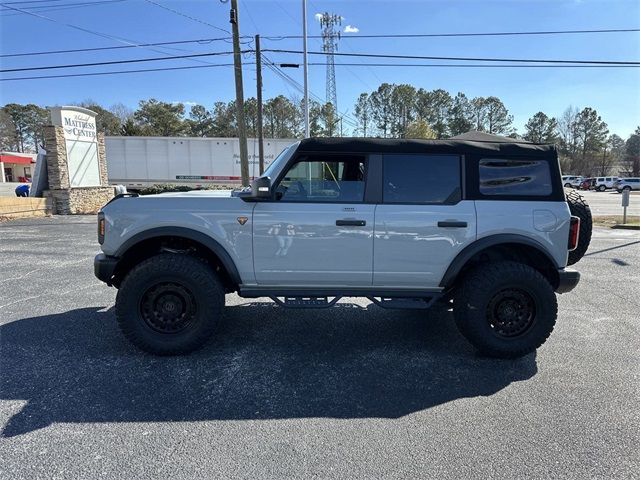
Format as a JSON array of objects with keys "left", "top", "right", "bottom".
[
  {"left": 486, "top": 288, "right": 536, "bottom": 338},
  {"left": 140, "top": 282, "right": 197, "bottom": 334}
]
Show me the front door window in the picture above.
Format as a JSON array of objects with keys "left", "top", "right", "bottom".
[{"left": 276, "top": 157, "right": 366, "bottom": 203}]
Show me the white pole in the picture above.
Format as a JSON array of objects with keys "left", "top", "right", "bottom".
[
  {"left": 0, "top": 161, "right": 4, "bottom": 183},
  {"left": 302, "top": 0, "right": 310, "bottom": 138}
]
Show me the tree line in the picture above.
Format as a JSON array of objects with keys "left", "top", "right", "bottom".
[{"left": 1, "top": 85, "right": 638, "bottom": 176}]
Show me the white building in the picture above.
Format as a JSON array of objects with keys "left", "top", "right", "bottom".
[{"left": 0, "top": 152, "right": 37, "bottom": 183}]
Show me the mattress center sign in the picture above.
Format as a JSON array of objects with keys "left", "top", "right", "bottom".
[{"left": 51, "top": 106, "right": 100, "bottom": 187}]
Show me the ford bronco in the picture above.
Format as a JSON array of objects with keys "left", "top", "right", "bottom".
[{"left": 95, "top": 136, "right": 591, "bottom": 358}]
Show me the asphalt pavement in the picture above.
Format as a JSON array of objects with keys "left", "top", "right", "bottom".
[
  {"left": 0, "top": 216, "right": 639, "bottom": 479},
  {"left": 0, "top": 183, "right": 22, "bottom": 197},
  {"left": 578, "top": 189, "right": 640, "bottom": 217}
]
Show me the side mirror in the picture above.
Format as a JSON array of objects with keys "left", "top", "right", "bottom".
[{"left": 251, "top": 176, "right": 272, "bottom": 199}]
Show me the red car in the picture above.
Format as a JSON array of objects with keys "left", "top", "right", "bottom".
[{"left": 579, "top": 178, "right": 595, "bottom": 190}]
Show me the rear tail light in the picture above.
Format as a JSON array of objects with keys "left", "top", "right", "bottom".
[
  {"left": 98, "top": 212, "right": 105, "bottom": 245},
  {"left": 568, "top": 216, "right": 580, "bottom": 251}
]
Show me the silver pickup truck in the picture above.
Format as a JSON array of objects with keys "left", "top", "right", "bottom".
[{"left": 95, "top": 137, "right": 590, "bottom": 358}]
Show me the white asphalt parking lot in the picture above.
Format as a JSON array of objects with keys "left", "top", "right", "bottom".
[{"left": 0, "top": 216, "right": 639, "bottom": 479}]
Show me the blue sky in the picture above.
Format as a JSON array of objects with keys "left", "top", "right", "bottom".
[{"left": 1, "top": 0, "right": 638, "bottom": 137}]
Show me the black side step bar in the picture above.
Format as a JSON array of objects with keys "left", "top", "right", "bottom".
[
  {"left": 268, "top": 294, "right": 441, "bottom": 310},
  {"left": 367, "top": 296, "right": 439, "bottom": 310},
  {"left": 270, "top": 296, "right": 341, "bottom": 309}
]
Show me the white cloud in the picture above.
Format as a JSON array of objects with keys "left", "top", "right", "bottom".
[
  {"left": 344, "top": 25, "right": 359, "bottom": 33},
  {"left": 314, "top": 13, "right": 323, "bottom": 21},
  {"left": 172, "top": 101, "right": 197, "bottom": 106}
]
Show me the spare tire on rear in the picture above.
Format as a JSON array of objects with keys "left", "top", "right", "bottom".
[{"left": 565, "top": 188, "right": 592, "bottom": 265}]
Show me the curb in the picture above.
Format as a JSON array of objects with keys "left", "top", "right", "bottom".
[{"left": 611, "top": 224, "right": 640, "bottom": 230}]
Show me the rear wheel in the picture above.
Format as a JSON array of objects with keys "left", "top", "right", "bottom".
[
  {"left": 623, "top": 186, "right": 632, "bottom": 191},
  {"left": 565, "top": 188, "right": 592, "bottom": 265},
  {"left": 115, "top": 253, "right": 224, "bottom": 355},
  {"left": 564, "top": 183, "right": 572, "bottom": 188},
  {"left": 598, "top": 185, "right": 606, "bottom": 192},
  {"left": 454, "top": 261, "right": 557, "bottom": 358}
]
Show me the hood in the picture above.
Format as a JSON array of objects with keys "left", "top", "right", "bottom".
[{"left": 149, "top": 189, "right": 237, "bottom": 198}]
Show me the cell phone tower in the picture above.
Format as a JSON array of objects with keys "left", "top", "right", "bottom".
[{"left": 319, "top": 12, "right": 341, "bottom": 114}]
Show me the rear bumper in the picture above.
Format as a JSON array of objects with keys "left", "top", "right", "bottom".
[
  {"left": 556, "top": 268, "right": 580, "bottom": 294},
  {"left": 94, "top": 253, "right": 118, "bottom": 285}
]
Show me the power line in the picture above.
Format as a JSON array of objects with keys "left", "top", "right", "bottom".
[
  {"left": 4, "top": 27, "right": 638, "bottom": 58},
  {"left": 314, "top": 62, "right": 640, "bottom": 68},
  {"left": 0, "top": 0, "right": 240, "bottom": 72},
  {"left": 0, "top": 62, "right": 242, "bottom": 81},
  {"left": 0, "top": 50, "right": 239, "bottom": 73},
  {"left": 2, "top": 0, "right": 70, "bottom": 4},
  {"left": 263, "top": 49, "right": 640, "bottom": 65},
  {"left": 2, "top": 49, "right": 636, "bottom": 77},
  {"left": 0, "top": 1, "right": 209, "bottom": 56},
  {"left": 0, "top": 0, "right": 126, "bottom": 15},
  {"left": 0, "top": 36, "right": 233, "bottom": 58},
  {"left": 3, "top": 58, "right": 637, "bottom": 83},
  {"left": 263, "top": 28, "right": 640, "bottom": 40},
  {"left": 261, "top": 54, "right": 358, "bottom": 128},
  {"left": 143, "top": 0, "right": 229, "bottom": 35}
]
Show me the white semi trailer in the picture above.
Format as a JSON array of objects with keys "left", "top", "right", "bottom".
[{"left": 105, "top": 136, "right": 296, "bottom": 189}]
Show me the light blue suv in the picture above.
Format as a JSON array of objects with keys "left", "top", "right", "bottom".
[{"left": 95, "top": 137, "right": 586, "bottom": 358}]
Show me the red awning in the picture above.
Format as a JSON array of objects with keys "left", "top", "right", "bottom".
[{"left": 0, "top": 155, "right": 34, "bottom": 165}]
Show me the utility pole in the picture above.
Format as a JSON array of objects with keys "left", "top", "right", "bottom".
[
  {"left": 255, "top": 34, "right": 264, "bottom": 174},
  {"left": 230, "top": 0, "right": 249, "bottom": 186},
  {"left": 302, "top": 0, "right": 310, "bottom": 137}
]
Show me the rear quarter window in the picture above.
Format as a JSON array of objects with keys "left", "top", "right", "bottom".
[{"left": 479, "top": 158, "right": 553, "bottom": 196}]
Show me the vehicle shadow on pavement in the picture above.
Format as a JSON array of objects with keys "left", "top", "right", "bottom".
[{"left": 0, "top": 302, "right": 537, "bottom": 437}]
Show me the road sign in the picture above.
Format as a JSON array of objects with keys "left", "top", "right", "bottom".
[
  {"left": 621, "top": 189, "right": 630, "bottom": 207},
  {"left": 621, "top": 189, "right": 630, "bottom": 223}
]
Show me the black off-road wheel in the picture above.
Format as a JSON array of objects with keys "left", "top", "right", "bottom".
[
  {"left": 115, "top": 253, "right": 224, "bottom": 355},
  {"left": 565, "top": 188, "right": 592, "bottom": 265},
  {"left": 454, "top": 261, "right": 557, "bottom": 359}
]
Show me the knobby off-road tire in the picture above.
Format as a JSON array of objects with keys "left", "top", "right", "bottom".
[
  {"left": 454, "top": 261, "right": 557, "bottom": 359},
  {"left": 115, "top": 253, "right": 224, "bottom": 355},
  {"left": 565, "top": 188, "right": 592, "bottom": 266}
]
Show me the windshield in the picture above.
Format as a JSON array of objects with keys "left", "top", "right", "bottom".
[{"left": 262, "top": 141, "right": 299, "bottom": 179}]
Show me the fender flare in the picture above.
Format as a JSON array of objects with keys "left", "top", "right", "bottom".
[
  {"left": 439, "top": 234, "right": 560, "bottom": 288},
  {"left": 115, "top": 226, "right": 242, "bottom": 285}
]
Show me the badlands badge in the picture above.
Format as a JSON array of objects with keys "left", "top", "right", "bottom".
[{"left": 237, "top": 216, "right": 248, "bottom": 225}]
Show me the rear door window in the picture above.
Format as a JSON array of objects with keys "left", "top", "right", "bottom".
[
  {"left": 479, "top": 158, "right": 553, "bottom": 196},
  {"left": 383, "top": 154, "right": 461, "bottom": 204}
]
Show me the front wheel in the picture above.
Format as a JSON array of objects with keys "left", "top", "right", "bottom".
[
  {"left": 115, "top": 253, "right": 224, "bottom": 355},
  {"left": 598, "top": 185, "right": 606, "bottom": 192},
  {"left": 454, "top": 261, "right": 557, "bottom": 358}
]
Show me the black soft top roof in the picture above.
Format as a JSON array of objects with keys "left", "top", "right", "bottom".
[{"left": 297, "top": 132, "right": 556, "bottom": 158}]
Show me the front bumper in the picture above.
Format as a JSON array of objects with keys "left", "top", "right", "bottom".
[
  {"left": 94, "top": 253, "right": 118, "bottom": 285},
  {"left": 556, "top": 268, "right": 580, "bottom": 294}
]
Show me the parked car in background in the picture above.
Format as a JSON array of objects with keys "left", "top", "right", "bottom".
[
  {"left": 579, "top": 178, "right": 595, "bottom": 190},
  {"left": 562, "top": 175, "right": 583, "bottom": 188},
  {"left": 615, "top": 178, "right": 640, "bottom": 192},
  {"left": 594, "top": 176, "right": 619, "bottom": 191}
]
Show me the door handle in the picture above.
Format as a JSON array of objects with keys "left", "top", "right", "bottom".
[
  {"left": 336, "top": 219, "right": 366, "bottom": 226},
  {"left": 437, "top": 221, "right": 467, "bottom": 228}
]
